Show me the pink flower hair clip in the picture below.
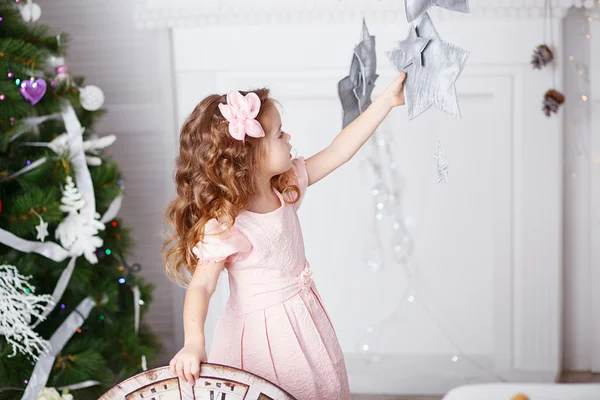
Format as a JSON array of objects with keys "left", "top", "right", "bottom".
[{"left": 218, "top": 90, "right": 266, "bottom": 141}]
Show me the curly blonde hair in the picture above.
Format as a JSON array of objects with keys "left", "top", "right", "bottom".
[{"left": 162, "top": 88, "right": 300, "bottom": 287}]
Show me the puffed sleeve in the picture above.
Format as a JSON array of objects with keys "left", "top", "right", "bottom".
[
  {"left": 289, "top": 156, "right": 309, "bottom": 210},
  {"left": 191, "top": 219, "right": 251, "bottom": 264}
]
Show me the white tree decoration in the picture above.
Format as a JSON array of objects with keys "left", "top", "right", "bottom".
[
  {"left": 36, "top": 387, "right": 74, "bottom": 400},
  {"left": 0, "top": 265, "right": 54, "bottom": 360},
  {"left": 55, "top": 176, "right": 105, "bottom": 264}
]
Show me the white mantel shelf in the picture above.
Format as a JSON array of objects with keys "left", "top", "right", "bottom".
[{"left": 133, "top": 0, "right": 598, "bottom": 29}]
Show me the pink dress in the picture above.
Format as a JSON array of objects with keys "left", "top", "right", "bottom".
[{"left": 192, "top": 157, "right": 351, "bottom": 400}]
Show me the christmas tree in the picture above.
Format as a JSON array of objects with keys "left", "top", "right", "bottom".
[{"left": 0, "top": 1, "right": 161, "bottom": 399}]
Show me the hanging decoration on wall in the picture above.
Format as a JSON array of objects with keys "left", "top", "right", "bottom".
[
  {"left": 534, "top": 0, "right": 564, "bottom": 117},
  {"left": 531, "top": 44, "right": 554, "bottom": 69},
  {"left": 433, "top": 140, "right": 449, "bottom": 186},
  {"left": 338, "top": 19, "right": 378, "bottom": 128},
  {"left": 386, "top": 12, "right": 470, "bottom": 120},
  {"left": 356, "top": 122, "right": 505, "bottom": 383},
  {"left": 543, "top": 89, "right": 565, "bottom": 117},
  {"left": 404, "top": 0, "right": 470, "bottom": 23}
]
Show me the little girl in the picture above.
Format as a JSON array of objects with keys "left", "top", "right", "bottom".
[{"left": 162, "top": 72, "right": 406, "bottom": 399}]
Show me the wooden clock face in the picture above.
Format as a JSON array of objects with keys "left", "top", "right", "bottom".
[
  {"left": 125, "top": 377, "right": 250, "bottom": 400},
  {"left": 100, "top": 364, "right": 296, "bottom": 400}
]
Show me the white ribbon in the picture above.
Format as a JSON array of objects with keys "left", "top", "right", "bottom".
[
  {"left": 100, "top": 194, "right": 123, "bottom": 224},
  {"left": 132, "top": 285, "right": 148, "bottom": 371},
  {"left": 0, "top": 229, "right": 70, "bottom": 262},
  {"left": 56, "top": 380, "right": 101, "bottom": 391},
  {"left": 10, "top": 113, "right": 63, "bottom": 143},
  {"left": 60, "top": 101, "right": 96, "bottom": 221},
  {"left": 132, "top": 286, "right": 141, "bottom": 334},
  {"left": 0, "top": 158, "right": 47, "bottom": 182},
  {"left": 22, "top": 297, "right": 98, "bottom": 400},
  {"left": 31, "top": 256, "right": 77, "bottom": 329}
]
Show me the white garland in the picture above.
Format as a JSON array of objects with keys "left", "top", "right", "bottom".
[{"left": 0, "top": 265, "right": 54, "bottom": 360}]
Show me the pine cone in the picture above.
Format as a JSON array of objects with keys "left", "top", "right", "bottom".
[
  {"left": 542, "top": 89, "right": 565, "bottom": 117},
  {"left": 531, "top": 44, "right": 554, "bottom": 69}
]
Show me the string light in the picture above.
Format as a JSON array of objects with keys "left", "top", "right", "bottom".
[
  {"left": 99, "top": 315, "right": 104, "bottom": 321},
  {"left": 105, "top": 249, "right": 111, "bottom": 255},
  {"left": 111, "top": 221, "right": 117, "bottom": 227},
  {"left": 582, "top": 95, "right": 588, "bottom": 101},
  {"left": 356, "top": 119, "right": 507, "bottom": 382},
  {"left": 118, "top": 278, "right": 126, "bottom": 284}
]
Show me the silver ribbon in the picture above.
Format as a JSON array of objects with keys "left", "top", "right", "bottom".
[
  {"left": 9, "top": 113, "right": 63, "bottom": 143},
  {"left": 99, "top": 194, "right": 123, "bottom": 224},
  {"left": 0, "top": 157, "right": 47, "bottom": 182},
  {"left": 22, "top": 297, "right": 98, "bottom": 400},
  {"left": 132, "top": 285, "right": 148, "bottom": 371},
  {"left": 60, "top": 101, "right": 96, "bottom": 221},
  {"left": 56, "top": 380, "right": 101, "bottom": 391},
  {"left": 0, "top": 229, "right": 70, "bottom": 262},
  {"left": 132, "top": 286, "right": 141, "bottom": 334},
  {"left": 31, "top": 256, "right": 77, "bottom": 329}
]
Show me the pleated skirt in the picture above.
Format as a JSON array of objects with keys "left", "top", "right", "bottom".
[{"left": 208, "top": 288, "right": 351, "bottom": 400}]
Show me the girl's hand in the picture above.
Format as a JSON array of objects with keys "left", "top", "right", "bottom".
[
  {"left": 169, "top": 342, "right": 207, "bottom": 386},
  {"left": 384, "top": 72, "right": 407, "bottom": 108}
]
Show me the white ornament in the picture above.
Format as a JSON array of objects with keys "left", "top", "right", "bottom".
[
  {"left": 31, "top": 209, "right": 49, "bottom": 242},
  {"left": 37, "top": 388, "right": 73, "bottom": 400},
  {"left": 0, "top": 265, "right": 54, "bottom": 360},
  {"left": 19, "top": 1, "right": 42, "bottom": 22},
  {"left": 79, "top": 85, "right": 105, "bottom": 111},
  {"left": 55, "top": 176, "right": 105, "bottom": 264},
  {"left": 23, "top": 131, "right": 116, "bottom": 166},
  {"left": 433, "top": 140, "right": 449, "bottom": 186}
]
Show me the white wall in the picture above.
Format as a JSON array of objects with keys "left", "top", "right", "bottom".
[
  {"left": 562, "top": 9, "right": 600, "bottom": 373},
  {"left": 39, "top": 0, "right": 600, "bottom": 392},
  {"left": 166, "top": 4, "right": 564, "bottom": 394},
  {"left": 38, "top": 0, "right": 181, "bottom": 366}
]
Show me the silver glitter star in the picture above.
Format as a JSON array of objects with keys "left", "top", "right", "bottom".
[
  {"left": 387, "top": 36, "right": 430, "bottom": 69},
  {"left": 404, "top": 0, "right": 470, "bottom": 23},
  {"left": 338, "top": 19, "right": 379, "bottom": 128},
  {"left": 386, "top": 12, "right": 470, "bottom": 120},
  {"left": 433, "top": 141, "right": 448, "bottom": 186}
]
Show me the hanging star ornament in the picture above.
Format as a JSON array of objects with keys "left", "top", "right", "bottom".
[
  {"left": 433, "top": 140, "right": 449, "bottom": 185},
  {"left": 338, "top": 19, "right": 379, "bottom": 128},
  {"left": 30, "top": 209, "right": 49, "bottom": 242},
  {"left": 386, "top": 12, "right": 470, "bottom": 120},
  {"left": 404, "top": 0, "right": 470, "bottom": 23}
]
